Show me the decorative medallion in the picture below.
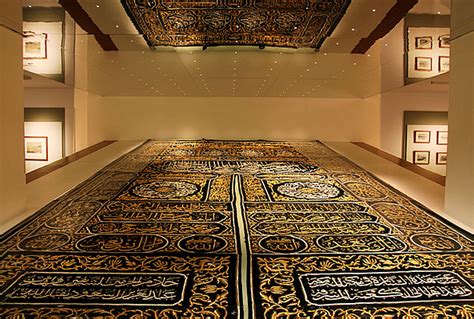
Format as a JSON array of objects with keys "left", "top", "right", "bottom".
[
  {"left": 259, "top": 235, "right": 308, "bottom": 253},
  {"left": 178, "top": 235, "right": 227, "bottom": 253},
  {"left": 131, "top": 181, "right": 199, "bottom": 199},
  {"left": 121, "top": 0, "right": 352, "bottom": 48},
  {"left": 411, "top": 233, "right": 462, "bottom": 252},
  {"left": 275, "top": 181, "right": 342, "bottom": 200}
]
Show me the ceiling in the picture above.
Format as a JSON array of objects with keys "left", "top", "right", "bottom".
[{"left": 23, "top": 0, "right": 451, "bottom": 98}]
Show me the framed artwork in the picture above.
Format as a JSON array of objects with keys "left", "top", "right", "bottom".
[
  {"left": 436, "top": 152, "right": 447, "bottom": 165},
  {"left": 25, "top": 136, "right": 48, "bottom": 161},
  {"left": 437, "top": 131, "right": 448, "bottom": 145},
  {"left": 413, "top": 151, "right": 430, "bottom": 165},
  {"left": 23, "top": 31, "right": 48, "bottom": 60},
  {"left": 414, "top": 130, "right": 431, "bottom": 144},
  {"left": 415, "top": 36, "right": 432, "bottom": 49},
  {"left": 439, "top": 56, "right": 450, "bottom": 72},
  {"left": 438, "top": 34, "right": 450, "bottom": 48},
  {"left": 415, "top": 57, "right": 432, "bottom": 71}
]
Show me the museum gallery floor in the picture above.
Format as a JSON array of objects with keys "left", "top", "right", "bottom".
[{"left": 1, "top": 140, "right": 473, "bottom": 318}]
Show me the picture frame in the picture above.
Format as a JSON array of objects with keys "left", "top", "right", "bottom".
[
  {"left": 438, "top": 34, "right": 450, "bottom": 48},
  {"left": 413, "top": 151, "right": 430, "bottom": 165},
  {"left": 413, "top": 130, "right": 431, "bottom": 144},
  {"left": 439, "top": 56, "right": 450, "bottom": 72},
  {"left": 436, "top": 152, "right": 447, "bottom": 165},
  {"left": 415, "top": 57, "right": 432, "bottom": 71},
  {"left": 437, "top": 131, "right": 448, "bottom": 145},
  {"left": 25, "top": 136, "right": 48, "bottom": 161},
  {"left": 23, "top": 31, "right": 48, "bottom": 60},
  {"left": 415, "top": 36, "right": 432, "bottom": 49}
]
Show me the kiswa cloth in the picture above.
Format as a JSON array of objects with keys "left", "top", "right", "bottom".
[{"left": 1, "top": 140, "right": 473, "bottom": 319}]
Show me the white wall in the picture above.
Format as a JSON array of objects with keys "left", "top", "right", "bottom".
[{"left": 87, "top": 97, "right": 381, "bottom": 144}]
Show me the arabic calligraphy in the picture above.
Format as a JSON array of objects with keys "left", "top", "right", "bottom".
[
  {"left": 18, "top": 233, "right": 70, "bottom": 251},
  {"left": 411, "top": 233, "right": 462, "bottom": 251},
  {"left": 255, "top": 222, "right": 390, "bottom": 235},
  {"left": 3, "top": 272, "right": 187, "bottom": 306},
  {"left": 76, "top": 234, "right": 168, "bottom": 253},
  {"left": 316, "top": 235, "right": 407, "bottom": 253},
  {"left": 299, "top": 270, "right": 473, "bottom": 306},
  {"left": 178, "top": 235, "right": 227, "bottom": 253},
  {"left": 259, "top": 235, "right": 308, "bottom": 253}
]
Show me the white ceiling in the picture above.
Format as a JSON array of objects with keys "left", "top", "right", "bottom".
[{"left": 23, "top": 0, "right": 451, "bottom": 98}]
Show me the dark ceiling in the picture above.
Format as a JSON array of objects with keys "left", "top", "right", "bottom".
[{"left": 121, "top": 0, "right": 351, "bottom": 49}]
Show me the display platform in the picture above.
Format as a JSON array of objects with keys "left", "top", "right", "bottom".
[{"left": 1, "top": 140, "right": 472, "bottom": 318}]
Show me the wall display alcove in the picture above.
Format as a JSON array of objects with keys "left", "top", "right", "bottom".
[
  {"left": 24, "top": 108, "right": 65, "bottom": 173},
  {"left": 405, "top": 15, "right": 450, "bottom": 84},
  {"left": 23, "top": 7, "right": 67, "bottom": 82},
  {"left": 403, "top": 111, "right": 448, "bottom": 176}
]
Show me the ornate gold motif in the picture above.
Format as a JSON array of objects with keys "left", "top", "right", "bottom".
[{"left": 121, "top": 0, "right": 351, "bottom": 48}]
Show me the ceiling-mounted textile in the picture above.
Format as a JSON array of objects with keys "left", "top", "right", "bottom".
[{"left": 121, "top": 0, "right": 351, "bottom": 48}]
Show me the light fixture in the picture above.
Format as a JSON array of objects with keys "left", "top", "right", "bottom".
[
  {"left": 372, "top": 9, "right": 376, "bottom": 12},
  {"left": 96, "top": 4, "right": 100, "bottom": 8},
  {"left": 351, "top": 28, "right": 355, "bottom": 31}
]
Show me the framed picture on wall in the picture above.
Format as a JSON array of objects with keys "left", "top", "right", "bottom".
[
  {"left": 415, "top": 57, "right": 432, "bottom": 71},
  {"left": 25, "top": 136, "right": 48, "bottom": 161},
  {"left": 415, "top": 36, "right": 432, "bottom": 49},
  {"left": 437, "top": 131, "right": 448, "bottom": 145},
  {"left": 439, "top": 56, "right": 450, "bottom": 72},
  {"left": 438, "top": 34, "right": 450, "bottom": 48},
  {"left": 23, "top": 31, "right": 48, "bottom": 60},
  {"left": 414, "top": 130, "right": 431, "bottom": 143},
  {"left": 413, "top": 151, "right": 430, "bottom": 165},
  {"left": 436, "top": 152, "right": 447, "bottom": 165}
]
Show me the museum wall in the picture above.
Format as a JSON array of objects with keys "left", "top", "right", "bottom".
[
  {"left": 87, "top": 97, "right": 381, "bottom": 145},
  {"left": 0, "top": 1, "right": 26, "bottom": 232}
]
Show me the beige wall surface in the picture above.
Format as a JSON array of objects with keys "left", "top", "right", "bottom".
[
  {"left": 0, "top": 5, "right": 26, "bottom": 231},
  {"left": 87, "top": 97, "right": 381, "bottom": 144}
]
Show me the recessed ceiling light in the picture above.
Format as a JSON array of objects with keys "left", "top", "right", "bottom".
[
  {"left": 353, "top": 62, "right": 357, "bottom": 65},
  {"left": 193, "top": 60, "right": 197, "bottom": 63},
  {"left": 274, "top": 60, "right": 278, "bottom": 64},
  {"left": 351, "top": 28, "right": 355, "bottom": 31},
  {"left": 372, "top": 9, "right": 376, "bottom": 12},
  {"left": 367, "top": 54, "right": 371, "bottom": 57},
  {"left": 130, "top": 40, "right": 134, "bottom": 43},
  {"left": 96, "top": 4, "right": 100, "bottom": 8},
  {"left": 314, "top": 61, "right": 318, "bottom": 64},
  {"left": 384, "top": 43, "right": 388, "bottom": 47},
  {"left": 115, "top": 25, "right": 119, "bottom": 28},
  {"left": 234, "top": 51, "right": 238, "bottom": 54},
  {"left": 336, "top": 42, "right": 339, "bottom": 46},
  {"left": 437, "top": 11, "right": 441, "bottom": 15},
  {"left": 324, "top": 53, "right": 327, "bottom": 56},
  {"left": 28, "top": 4, "right": 32, "bottom": 7}
]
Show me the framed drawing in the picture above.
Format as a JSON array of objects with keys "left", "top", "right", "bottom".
[
  {"left": 415, "top": 57, "right": 432, "bottom": 71},
  {"left": 415, "top": 36, "right": 432, "bottom": 49},
  {"left": 23, "top": 31, "right": 47, "bottom": 60},
  {"left": 438, "top": 34, "right": 450, "bottom": 48},
  {"left": 436, "top": 152, "right": 447, "bottom": 165},
  {"left": 413, "top": 151, "right": 430, "bottom": 165},
  {"left": 439, "top": 56, "right": 450, "bottom": 72},
  {"left": 414, "top": 130, "right": 431, "bottom": 144},
  {"left": 437, "top": 131, "right": 448, "bottom": 145},
  {"left": 25, "top": 136, "right": 48, "bottom": 161}
]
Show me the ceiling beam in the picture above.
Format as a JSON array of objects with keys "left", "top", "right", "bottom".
[
  {"left": 58, "top": 0, "right": 118, "bottom": 51},
  {"left": 351, "top": 0, "right": 418, "bottom": 54}
]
